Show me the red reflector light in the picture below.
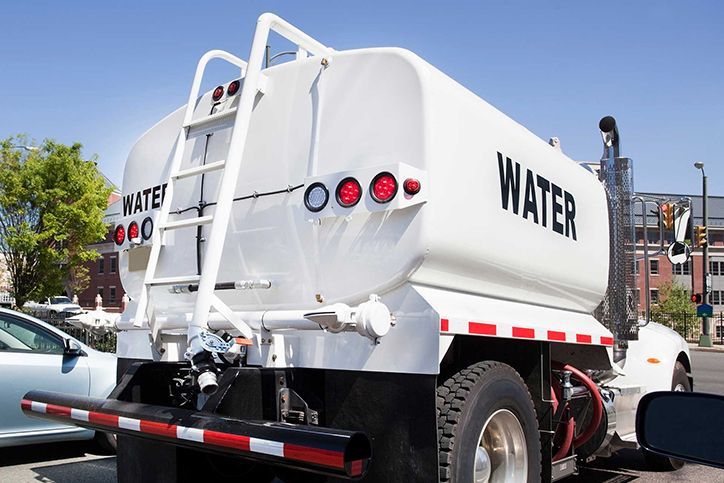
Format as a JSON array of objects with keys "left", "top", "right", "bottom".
[
  {"left": 370, "top": 172, "right": 398, "bottom": 203},
  {"left": 128, "top": 221, "right": 139, "bottom": 241},
  {"left": 113, "top": 225, "right": 125, "bottom": 245},
  {"left": 227, "top": 80, "right": 240, "bottom": 96},
  {"left": 336, "top": 178, "right": 362, "bottom": 208},
  {"left": 403, "top": 178, "right": 421, "bottom": 195},
  {"left": 212, "top": 86, "right": 224, "bottom": 101}
]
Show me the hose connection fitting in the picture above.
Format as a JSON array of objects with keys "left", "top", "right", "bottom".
[{"left": 191, "top": 351, "right": 219, "bottom": 395}]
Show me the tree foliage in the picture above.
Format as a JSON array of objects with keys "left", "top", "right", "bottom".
[
  {"left": 0, "top": 136, "right": 111, "bottom": 307},
  {"left": 651, "top": 280, "right": 696, "bottom": 322}
]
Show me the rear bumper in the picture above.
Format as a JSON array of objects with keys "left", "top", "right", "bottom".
[{"left": 22, "top": 390, "right": 370, "bottom": 479}]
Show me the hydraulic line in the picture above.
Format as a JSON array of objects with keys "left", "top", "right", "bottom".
[
  {"left": 550, "top": 381, "right": 575, "bottom": 462},
  {"left": 551, "top": 362, "right": 604, "bottom": 451}
]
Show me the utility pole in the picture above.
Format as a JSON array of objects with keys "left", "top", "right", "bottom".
[{"left": 696, "top": 161, "right": 712, "bottom": 347}]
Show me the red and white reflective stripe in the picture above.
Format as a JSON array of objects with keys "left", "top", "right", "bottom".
[
  {"left": 440, "top": 318, "right": 614, "bottom": 347},
  {"left": 20, "top": 399, "right": 345, "bottom": 470}
]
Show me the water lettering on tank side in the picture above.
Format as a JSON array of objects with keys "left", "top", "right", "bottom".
[
  {"left": 497, "top": 152, "right": 577, "bottom": 240},
  {"left": 122, "top": 183, "right": 168, "bottom": 216}
]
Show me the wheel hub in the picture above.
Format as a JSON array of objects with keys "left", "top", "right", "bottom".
[{"left": 474, "top": 409, "right": 528, "bottom": 483}]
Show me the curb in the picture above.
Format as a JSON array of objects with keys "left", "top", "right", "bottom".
[{"left": 688, "top": 344, "right": 724, "bottom": 353}]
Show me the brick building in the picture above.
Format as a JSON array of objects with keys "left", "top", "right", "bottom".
[
  {"left": 75, "top": 193, "right": 126, "bottom": 312},
  {"left": 634, "top": 192, "right": 724, "bottom": 316}
]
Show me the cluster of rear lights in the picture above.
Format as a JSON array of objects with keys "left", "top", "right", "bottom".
[
  {"left": 304, "top": 173, "right": 421, "bottom": 213},
  {"left": 212, "top": 80, "right": 241, "bottom": 102},
  {"left": 114, "top": 217, "right": 154, "bottom": 246}
]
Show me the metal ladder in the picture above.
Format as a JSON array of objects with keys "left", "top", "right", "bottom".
[{"left": 133, "top": 14, "right": 334, "bottom": 358}]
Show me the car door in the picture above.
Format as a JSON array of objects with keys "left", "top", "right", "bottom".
[{"left": 0, "top": 312, "right": 90, "bottom": 435}]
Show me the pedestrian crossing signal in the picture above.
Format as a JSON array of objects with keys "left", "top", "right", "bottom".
[{"left": 691, "top": 293, "right": 702, "bottom": 304}]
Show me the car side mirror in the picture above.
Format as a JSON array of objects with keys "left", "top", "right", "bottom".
[
  {"left": 637, "top": 391, "right": 724, "bottom": 469},
  {"left": 63, "top": 338, "right": 83, "bottom": 357}
]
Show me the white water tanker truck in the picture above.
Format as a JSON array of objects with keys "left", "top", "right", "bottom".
[{"left": 23, "top": 13, "right": 692, "bottom": 482}]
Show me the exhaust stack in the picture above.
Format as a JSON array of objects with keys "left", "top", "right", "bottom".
[{"left": 596, "top": 116, "right": 638, "bottom": 366}]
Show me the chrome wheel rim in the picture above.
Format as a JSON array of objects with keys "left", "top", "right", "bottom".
[{"left": 474, "top": 409, "right": 528, "bottom": 483}]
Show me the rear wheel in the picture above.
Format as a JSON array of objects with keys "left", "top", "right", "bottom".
[
  {"left": 437, "top": 361, "right": 541, "bottom": 482},
  {"left": 643, "top": 361, "right": 690, "bottom": 471}
]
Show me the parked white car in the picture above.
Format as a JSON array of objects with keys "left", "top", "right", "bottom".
[
  {"left": 25, "top": 296, "right": 83, "bottom": 319},
  {"left": 0, "top": 308, "right": 117, "bottom": 450}
]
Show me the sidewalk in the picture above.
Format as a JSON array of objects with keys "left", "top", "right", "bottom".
[{"left": 688, "top": 342, "right": 724, "bottom": 353}]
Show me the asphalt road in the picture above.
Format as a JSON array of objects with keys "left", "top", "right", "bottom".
[{"left": 1, "top": 349, "right": 723, "bottom": 482}]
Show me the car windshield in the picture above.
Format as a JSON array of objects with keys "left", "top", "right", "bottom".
[{"left": 50, "top": 297, "right": 72, "bottom": 304}]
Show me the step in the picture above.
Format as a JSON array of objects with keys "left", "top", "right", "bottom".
[
  {"left": 146, "top": 275, "right": 201, "bottom": 286},
  {"left": 162, "top": 215, "right": 214, "bottom": 231},
  {"left": 184, "top": 107, "right": 237, "bottom": 130},
  {"left": 172, "top": 160, "right": 226, "bottom": 180}
]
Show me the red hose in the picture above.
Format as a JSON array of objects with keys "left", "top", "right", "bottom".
[
  {"left": 554, "top": 416, "right": 575, "bottom": 462},
  {"left": 552, "top": 362, "right": 604, "bottom": 448}
]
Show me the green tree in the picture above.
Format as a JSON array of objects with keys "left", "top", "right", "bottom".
[
  {"left": 0, "top": 136, "right": 111, "bottom": 307},
  {"left": 650, "top": 280, "right": 697, "bottom": 335},
  {"left": 652, "top": 281, "right": 696, "bottom": 315}
]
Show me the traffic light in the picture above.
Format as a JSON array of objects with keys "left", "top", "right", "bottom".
[
  {"left": 694, "top": 225, "right": 708, "bottom": 247},
  {"left": 691, "top": 293, "right": 702, "bottom": 304},
  {"left": 661, "top": 203, "right": 674, "bottom": 230}
]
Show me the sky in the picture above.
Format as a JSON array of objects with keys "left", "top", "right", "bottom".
[{"left": 1, "top": 1, "right": 722, "bottom": 195}]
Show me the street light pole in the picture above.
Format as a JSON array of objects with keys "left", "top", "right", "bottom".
[{"left": 696, "top": 161, "right": 712, "bottom": 347}]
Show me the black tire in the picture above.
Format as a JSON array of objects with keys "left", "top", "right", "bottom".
[
  {"left": 643, "top": 361, "right": 690, "bottom": 471},
  {"left": 92, "top": 431, "right": 117, "bottom": 455},
  {"left": 438, "top": 361, "right": 541, "bottom": 482}
]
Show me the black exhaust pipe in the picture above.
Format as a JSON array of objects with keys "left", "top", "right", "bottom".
[{"left": 22, "top": 390, "right": 371, "bottom": 479}]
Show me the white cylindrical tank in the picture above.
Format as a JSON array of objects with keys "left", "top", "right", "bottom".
[{"left": 117, "top": 48, "right": 609, "bottom": 320}]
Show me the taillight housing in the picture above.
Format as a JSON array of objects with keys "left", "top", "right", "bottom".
[
  {"left": 304, "top": 182, "right": 329, "bottom": 212},
  {"left": 141, "top": 217, "right": 153, "bottom": 240},
  {"left": 370, "top": 172, "right": 398, "bottom": 203},
  {"left": 336, "top": 177, "right": 362, "bottom": 208},
  {"left": 403, "top": 178, "right": 421, "bottom": 195},
  {"left": 128, "top": 221, "right": 140, "bottom": 241},
  {"left": 113, "top": 225, "right": 125, "bottom": 245},
  {"left": 212, "top": 85, "right": 224, "bottom": 101},
  {"left": 227, "top": 80, "right": 240, "bottom": 96}
]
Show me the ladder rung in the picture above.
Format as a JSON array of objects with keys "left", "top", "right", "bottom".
[
  {"left": 147, "top": 275, "right": 201, "bottom": 286},
  {"left": 172, "top": 160, "right": 226, "bottom": 180},
  {"left": 184, "top": 107, "right": 237, "bottom": 129},
  {"left": 162, "top": 215, "right": 214, "bottom": 231}
]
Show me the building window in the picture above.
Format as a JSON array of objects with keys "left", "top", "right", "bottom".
[
  {"left": 650, "top": 289, "right": 659, "bottom": 304},
  {"left": 110, "top": 256, "right": 117, "bottom": 274},
  {"left": 650, "top": 259, "right": 659, "bottom": 275},
  {"left": 711, "top": 261, "right": 721, "bottom": 277},
  {"left": 109, "top": 286, "right": 116, "bottom": 302},
  {"left": 97, "top": 287, "right": 104, "bottom": 300},
  {"left": 98, "top": 257, "right": 104, "bottom": 274},
  {"left": 712, "top": 290, "right": 722, "bottom": 306},
  {"left": 672, "top": 261, "right": 691, "bottom": 275}
]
